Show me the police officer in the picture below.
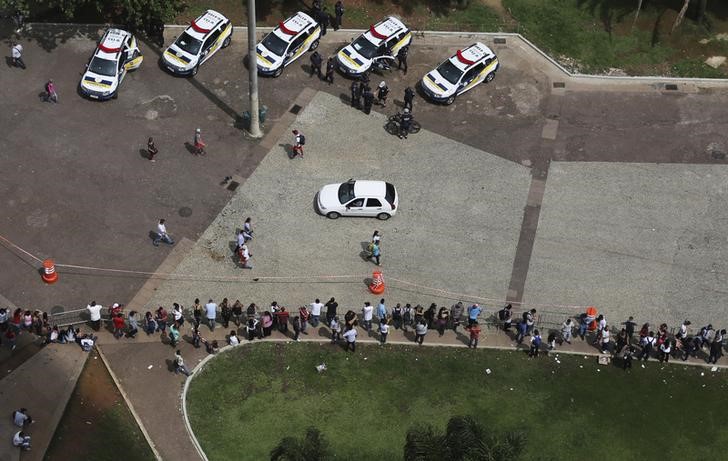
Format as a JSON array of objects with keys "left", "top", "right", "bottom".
[
  {"left": 376, "top": 81, "right": 389, "bottom": 107},
  {"left": 403, "top": 86, "right": 415, "bottom": 111},
  {"left": 311, "top": 0, "right": 322, "bottom": 18},
  {"left": 334, "top": 1, "right": 344, "bottom": 30},
  {"left": 318, "top": 8, "right": 330, "bottom": 36},
  {"left": 399, "top": 108, "right": 413, "bottom": 139},
  {"left": 362, "top": 87, "right": 374, "bottom": 115},
  {"left": 310, "top": 51, "right": 323, "bottom": 79},
  {"left": 351, "top": 80, "right": 361, "bottom": 109},
  {"left": 397, "top": 45, "right": 409, "bottom": 75},
  {"left": 359, "top": 74, "right": 369, "bottom": 100},
  {"left": 325, "top": 57, "right": 335, "bottom": 85}
]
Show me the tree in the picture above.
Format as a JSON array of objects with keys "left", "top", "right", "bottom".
[
  {"left": 672, "top": 0, "right": 691, "bottom": 32},
  {"left": 270, "top": 427, "right": 332, "bottom": 461},
  {"left": 403, "top": 415, "right": 527, "bottom": 461}
]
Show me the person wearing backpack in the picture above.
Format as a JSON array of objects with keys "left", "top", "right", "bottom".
[
  {"left": 292, "top": 129, "right": 305, "bottom": 158},
  {"left": 498, "top": 304, "right": 512, "bottom": 331},
  {"left": 529, "top": 329, "right": 542, "bottom": 357}
]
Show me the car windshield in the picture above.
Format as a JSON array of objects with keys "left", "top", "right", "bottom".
[
  {"left": 262, "top": 33, "right": 288, "bottom": 56},
  {"left": 338, "top": 182, "right": 355, "bottom": 204},
  {"left": 175, "top": 32, "right": 202, "bottom": 55},
  {"left": 88, "top": 57, "right": 117, "bottom": 77},
  {"left": 436, "top": 60, "right": 464, "bottom": 85},
  {"left": 385, "top": 183, "right": 396, "bottom": 207},
  {"left": 352, "top": 36, "right": 378, "bottom": 59}
]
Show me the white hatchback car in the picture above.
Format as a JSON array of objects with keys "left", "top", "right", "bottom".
[
  {"left": 162, "top": 9, "right": 232, "bottom": 76},
  {"left": 79, "top": 28, "right": 143, "bottom": 100},
  {"left": 336, "top": 16, "right": 411, "bottom": 77},
  {"left": 317, "top": 180, "right": 398, "bottom": 220},
  {"left": 256, "top": 11, "right": 321, "bottom": 77}
]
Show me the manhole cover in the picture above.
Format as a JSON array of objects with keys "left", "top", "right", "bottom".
[
  {"left": 227, "top": 181, "right": 240, "bottom": 191},
  {"left": 179, "top": 207, "right": 193, "bottom": 217},
  {"left": 290, "top": 104, "right": 302, "bottom": 114}
]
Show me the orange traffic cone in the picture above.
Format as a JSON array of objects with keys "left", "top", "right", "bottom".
[
  {"left": 42, "top": 259, "right": 58, "bottom": 284},
  {"left": 369, "top": 270, "right": 385, "bottom": 294},
  {"left": 586, "top": 306, "right": 597, "bottom": 331}
]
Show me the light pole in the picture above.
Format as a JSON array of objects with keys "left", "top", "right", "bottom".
[{"left": 247, "top": 0, "right": 263, "bottom": 138}]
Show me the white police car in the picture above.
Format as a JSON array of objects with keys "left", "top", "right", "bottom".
[
  {"left": 256, "top": 12, "right": 321, "bottom": 77},
  {"left": 421, "top": 43, "right": 499, "bottom": 105},
  {"left": 79, "top": 28, "right": 143, "bottom": 100},
  {"left": 337, "top": 16, "right": 411, "bottom": 77},
  {"left": 317, "top": 180, "right": 398, "bottom": 220},
  {"left": 162, "top": 9, "right": 232, "bottom": 76}
]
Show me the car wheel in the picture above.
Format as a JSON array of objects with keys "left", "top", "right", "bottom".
[
  {"left": 273, "top": 66, "right": 283, "bottom": 77},
  {"left": 445, "top": 95, "right": 455, "bottom": 105},
  {"left": 111, "top": 91, "right": 118, "bottom": 100},
  {"left": 191, "top": 65, "right": 199, "bottom": 76},
  {"left": 485, "top": 72, "right": 495, "bottom": 83},
  {"left": 310, "top": 39, "right": 320, "bottom": 51},
  {"left": 326, "top": 211, "right": 341, "bottom": 219},
  {"left": 222, "top": 36, "right": 232, "bottom": 48},
  {"left": 376, "top": 213, "right": 391, "bottom": 221}
]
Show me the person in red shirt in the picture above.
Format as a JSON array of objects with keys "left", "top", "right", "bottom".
[
  {"left": 467, "top": 322, "right": 481, "bottom": 349},
  {"left": 298, "top": 305, "right": 310, "bottom": 336},
  {"left": 275, "top": 307, "right": 289, "bottom": 333},
  {"left": 112, "top": 313, "right": 125, "bottom": 339}
]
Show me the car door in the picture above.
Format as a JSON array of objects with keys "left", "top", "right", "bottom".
[
  {"left": 117, "top": 50, "right": 128, "bottom": 82},
  {"left": 123, "top": 36, "right": 143, "bottom": 71},
  {"left": 459, "top": 63, "right": 485, "bottom": 93},
  {"left": 344, "top": 198, "right": 366, "bottom": 215},
  {"left": 364, "top": 198, "right": 385, "bottom": 216},
  {"left": 286, "top": 33, "right": 308, "bottom": 65},
  {"left": 201, "top": 29, "right": 222, "bottom": 63}
]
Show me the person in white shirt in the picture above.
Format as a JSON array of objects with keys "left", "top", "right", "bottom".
[
  {"left": 330, "top": 316, "right": 341, "bottom": 343},
  {"left": 309, "top": 298, "right": 323, "bottom": 327},
  {"left": 153, "top": 218, "right": 174, "bottom": 246},
  {"left": 228, "top": 331, "right": 240, "bottom": 346},
  {"left": 239, "top": 243, "right": 252, "bottom": 269},
  {"left": 13, "top": 431, "right": 31, "bottom": 450},
  {"left": 361, "top": 302, "right": 374, "bottom": 334},
  {"left": 13, "top": 408, "right": 32, "bottom": 427},
  {"left": 600, "top": 326, "right": 611, "bottom": 354},
  {"left": 243, "top": 217, "right": 254, "bottom": 241},
  {"left": 87, "top": 301, "right": 103, "bottom": 331},
  {"left": 235, "top": 229, "right": 245, "bottom": 252},
  {"left": 342, "top": 326, "right": 357, "bottom": 352},
  {"left": 205, "top": 299, "right": 217, "bottom": 331},
  {"left": 379, "top": 319, "right": 389, "bottom": 345},
  {"left": 11, "top": 42, "right": 25, "bottom": 69}
]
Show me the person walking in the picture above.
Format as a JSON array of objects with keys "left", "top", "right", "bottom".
[
  {"left": 415, "top": 319, "right": 427, "bottom": 345},
  {"left": 45, "top": 79, "right": 58, "bottom": 103},
  {"left": 334, "top": 1, "right": 344, "bottom": 30},
  {"left": 350, "top": 79, "right": 361, "bottom": 109},
  {"left": 238, "top": 243, "right": 253, "bottom": 269},
  {"left": 403, "top": 86, "right": 415, "bottom": 112},
  {"left": 11, "top": 42, "right": 25, "bottom": 69},
  {"left": 397, "top": 45, "right": 409, "bottom": 74},
  {"left": 87, "top": 301, "right": 103, "bottom": 331},
  {"left": 193, "top": 128, "right": 206, "bottom": 155},
  {"left": 362, "top": 86, "right": 374, "bottom": 115},
  {"left": 325, "top": 57, "right": 335, "bottom": 84},
  {"left": 147, "top": 137, "right": 158, "bottom": 162},
  {"left": 174, "top": 349, "right": 191, "bottom": 376},
  {"left": 153, "top": 219, "right": 174, "bottom": 246},
  {"left": 467, "top": 321, "right": 481, "bottom": 348},
  {"left": 292, "top": 129, "right": 305, "bottom": 158},
  {"left": 310, "top": 51, "right": 323, "bottom": 78},
  {"left": 243, "top": 217, "right": 254, "bottom": 241},
  {"left": 399, "top": 108, "right": 413, "bottom": 139},
  {"left": 370, "top": 241, "right": 381, "bottom": 265},
  {"left": 379, "top": 317, "right": 389, "bottom": 345},
  {"left": 343, "top": 325, "right": 357, "bottom": 351},
  {"left": 205, "top": 299, "right": 217, "bottom": 331}
]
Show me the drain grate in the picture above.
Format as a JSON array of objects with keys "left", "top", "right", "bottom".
[
  {"left": 665, "top": 84, "right": 678, "bottom": 91},
  {"left": 493, "top": 37, "right": 506, "bottom": 44},
  {"left": 227, "top": 181, "right": 240, "bottom": 191},
  {"left": 290, "top": 104, "right": 302, "bottom": 114},
  {"left": 553, "top": 82, "right": 565, "bottom": 88}
]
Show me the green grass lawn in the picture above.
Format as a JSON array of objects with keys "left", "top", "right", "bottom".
[{"left": 187, "top": 343, "right": 728, "bottom": 461}]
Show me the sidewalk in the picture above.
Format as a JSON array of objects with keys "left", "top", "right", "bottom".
[{"left": 0, "top": 344, "right": 87, "bottom": 461}]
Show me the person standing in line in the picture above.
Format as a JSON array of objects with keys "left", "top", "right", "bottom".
[
  {"left": 350, "top": 79, "right": 361, "bottom": 109},
  {"left": 192, "top": 299, "right": 203, "bottom": 328},
  {"left": 397, "top": 45, "right": 409, "bottom": 74},
  {"left": 403, "top": 86, "right": 415, "bottom": 111},
  {"left": 600, "top": 325, "right": 611, "bottom": 354},
  {"left": 168, "top": 321, "right": 181, "bottom": 347},
  {"left": 112, "top": 313, "right": 125, "bottom": 339},
  {"left": 467, "top": 304, "right": 481, "bottom": 327},
  {"left": 87, "top": 301, "right": 103, "bottom": 331},
  {"left": 415, "top": 319, "right": 427, "bottom": 345},
  {"left": 45, "top": 79, "right": 58, "bottom": 103},
  {"left": 11, "top": 42, "right": 25, "bottom": 69},
  {"left": 325, "top": 57, "right": 335, "bottom": 84},
  {"left": 391, "top": 303, "right": 403, "bottom": 330},
  {"left": 292, "top": 316, "right": 302, "bottom": 341},
  {"left": 343, "top": 325, "right": 357, "bottom": 352},
  {"left": 334, "top": 1, "right": 344, "bottom": 30},
  {"left": 529, "top": 329, "right": 542, "bottom": 357},
  {"left": 231, "top": 300, "right": 244, "bottom": 326},
  {"left": 220, "top": 299, "right": 231, "bottom": 329},
  {"left": 172, "top": 302, "right": 184, "bottom": 327},
  {"left": 127, "top": 310, "right": 139, "bottom": 338},
  {"left": 376, "top": 81, "right": 389, "bottom": 107},
  {"left": 362, "top": 302, "right": 374, "bottom": 334},
  {"left": 436, "top": 307, "right": 449, "bottom": 336},
  {"left": 402, "top": 304, "right": 412, "bottom": 332},
  {"left": 205, "top": 299, "right": 217, "bottom": 331},
  {"left": 377, "top": 299, "right": 387, "bottom": 324},
  {"left": 193, "top": 128, "right": 206, "bottom": 155},
  {"left": 147, "top": 137, "right": 158, "bottom": 162},
  {"left": 525, "top": 309, "right": 537, "bottom": 336},
  {"left": 497, "top": 304, "right": 513, "bottom": 331},
  {"left": 309, "top": 298, "right": 323, "bottom": 327},
  {"left": 243, "top": 217, "right": 254, "bottom": 241},
  {"left": 708, "top": 329, "right": 725, "bottom": 364},
  {"left": 310, "top": 51, "right": 323, "bottom": 78},
  {"left": 153, "top": 219, "right": 174, "bottom": 246},
  {"left": 659, "top": 339, "right": 672, "bottom": 363},
  {"left": 292, "top": 129, "right": 305, "bottom": 158},
  {"left": 467, "top": 321, "right": 481, "bottom": 348},
  {"left": 379, "top": 317, "right": 389, "bottom": 345},
  {"left": 639, "top": 331, "right": 656, "bottom": 361},
  {"left": 228, "top": 330, "right": 240, "bottom": 345},
  {"left": 174, "top": 349, "right": 191, "bottom": 376},
  {"left": 275, "top": 306, "right": 290, "bottom": 333},
  {"left": 318, "top": 8, "right": 329, "bottom": 36},
  {"left": 155, "top": 307, "right": 168, "bottom": 335},
  {"left": 325, "top": 297, "right": 338, "bottom": 325},
  {"left": 622, "top": 316, "right": 638, "bottom": 345},
  {"left": 330, "top": 316, "right": 341, "bottom": 343},
  {"left": 298, "top": 305, "right": 310, "bottom": 335},
  {"left": 362, "top": 86, "right": 374, "bottom": 114},
  {"left": 561, "top": 318, "right": 573, "bottom": 344}
]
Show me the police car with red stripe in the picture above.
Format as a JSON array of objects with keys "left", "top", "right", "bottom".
[
  {"left": 162, "top": 9, "right": 232, "bottom": 76},
  {"left": 336, "top": 16, "right": 411, "bottom": 77},
  {"left": 420, "top": 43, "right": 499, "bottom": 105},
  {"left": 256, "top": 12, "right": 321, "bottom": 77},
  {"left": 79, "top": 28, "right": 143, "bottom": 100}
]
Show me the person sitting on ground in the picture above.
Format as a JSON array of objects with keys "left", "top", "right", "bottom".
[
  {"left": 144, "top": 311, "right": 157, "bottom": 335},
  {"left": 13, "top": 430, "right": 31, "bottom": 451},
  {"left": 48, "top": 325, "right": 61, "bottom": 343},
  {"left": 79, "top": 333, "right": 96, "bottom": 352},
  {"left": 228, "top": 330, "right": 240, "bottom": 346},
  {"left": 246, "top": 317, "right": 259, "bottom": 341},
  {"left": 12, "top": 408, "right": 32, "bottom": 427},
  {"left": 63, "top": 326, "right": 78, "bottom": 344},
  {"left": 261, "top": 311, "right": 273, "bottom": 337}
]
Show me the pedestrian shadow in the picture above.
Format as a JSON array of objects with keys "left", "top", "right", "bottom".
[
  {"left": 5, "top": 56, "right": 14, "bottom": 67},
  {"left": 139, "top": 148, "right": 151, "bottom": 160},
  {"left": 228, "top": 241, "right": 242, "bottom": 267},
  {"left": 317, "top": 326, "right": 332, "bottom": 339},
  {"left": 338, "top": 93, "right": 352, "bottom": 106},
  {"left": 183, "top": 142, "right": 199, "bottom": 155},
  {"left": 454, "top": 330, "right": 469, "bottom": 346},
  {"left": 165, "top": 358, "right": 176, "bottom": 373},
  {"left": 402, "top": 329, "right": 416, "bottom": 342},
  {"left": 148, "top": 230, "right": 158, "bottom": 242},
  {"left": 359, "top": 241, "right": 372, "bottom": 262},
  {"left": 279, "top": 143, "right": 295, "bottom": 159}
]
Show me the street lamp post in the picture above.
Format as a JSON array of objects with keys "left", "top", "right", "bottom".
[{"left": 247, "top": 0, "right": 263, "bottom": 138}]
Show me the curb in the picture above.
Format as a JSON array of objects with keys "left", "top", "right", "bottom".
[{"left": 96, "top": 346, "right": 163, "bottom": 461}]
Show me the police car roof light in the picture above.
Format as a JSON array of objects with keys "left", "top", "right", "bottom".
[
  {"left": 98, "top": 44, "right": 121, "bottom": 53},
  {"left": 190, "top": 19, "right": 212, "bottom": 34},
  {"left": 456, "top": 50, "right": 476, "bottom": 66},
  {"left": 279, "top": 21, "right": 298, "bottom": 35},
  {"left": 369, "top": 24, "right": 389, "bottom": 40}
]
